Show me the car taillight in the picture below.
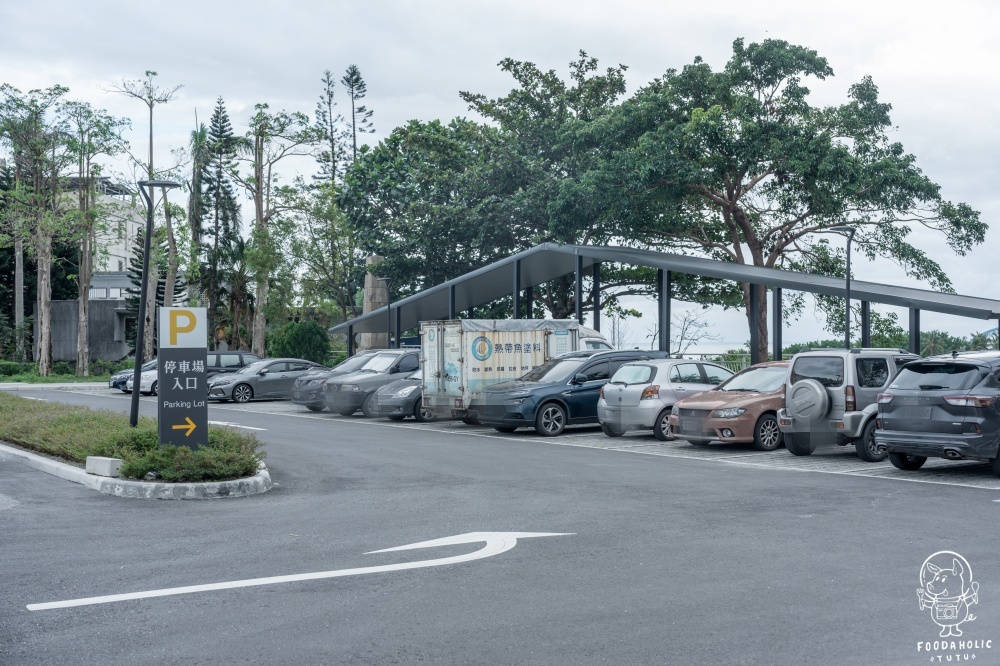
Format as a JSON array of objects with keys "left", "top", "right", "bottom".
[
  {"left": 845, "top": 385, "right": 856, "bottom": 412},
  {"left": 876, "top": 393, "right": 893, "bottom": 404},
  {"left": 641, "top": 385, "right": 660, "bottom": 400},
  {"left": 778, "top": 384, "right": 786, "bottom": 410},
  {"left": 943, "top": 395, "right": 997, "bottom": 408},
  {"left": 599, "top": 386, "right": 605, "bottom": 399}
]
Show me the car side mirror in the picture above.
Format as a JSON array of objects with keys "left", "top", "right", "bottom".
[
  {"left": 258, "top": 368, "right": 268, "bottom": 376},
  {"left": 574, "top": 373, "right": 589, "bottom": 385}
]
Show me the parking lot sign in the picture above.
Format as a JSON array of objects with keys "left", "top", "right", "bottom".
[{"left": 158, "top": 307, "right": 208, "bottom": 449}]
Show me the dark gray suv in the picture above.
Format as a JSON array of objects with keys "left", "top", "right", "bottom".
[
  {"left": 876, "top": 351, "right": 1000, "bottom": 475},
  {"left": 323, "top": 349, "right": 420, "bottom": 417}
]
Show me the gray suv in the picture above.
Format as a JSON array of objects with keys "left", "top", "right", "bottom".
[{"left": 777, "top": 348, "right": 919, "bottom": 460}]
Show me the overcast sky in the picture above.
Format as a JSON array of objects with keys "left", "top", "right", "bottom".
[{"left": 3, "top": 0, "right": 998, "bottom": 349}]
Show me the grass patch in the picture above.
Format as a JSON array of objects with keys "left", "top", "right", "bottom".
[
  {"left": 0, "top": 393, "right": 264, "bottom": 482},
  {"left": 1, "top": 372, "right": 112, "bottom": 383}
]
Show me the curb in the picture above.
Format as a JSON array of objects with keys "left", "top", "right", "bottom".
[
  {"left": 0, "top": 382, "right": 109, "bottom": 390},
  {"left": 0, "top": 443, "right": 271, "bottom": 500}
]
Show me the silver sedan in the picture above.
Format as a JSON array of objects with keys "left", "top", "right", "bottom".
[{"left": 207, "top": 358, "right": 323, "bottom": 403}]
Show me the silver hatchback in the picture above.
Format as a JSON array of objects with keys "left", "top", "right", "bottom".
[{"left": 597, "top": 359, "right": 734, "bottom": 440}]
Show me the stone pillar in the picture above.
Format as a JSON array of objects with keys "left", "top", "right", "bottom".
[{"left": 359, "top": 255, "right": 388, "bottom": 351}]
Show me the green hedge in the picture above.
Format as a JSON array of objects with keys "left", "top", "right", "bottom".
[{"left": 0, "top": 393, "right": 264, "bottom": 482}]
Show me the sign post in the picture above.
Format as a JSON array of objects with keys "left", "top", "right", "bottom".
[{"left": 157, "top": 307, "right": 208, "bottom": 449}]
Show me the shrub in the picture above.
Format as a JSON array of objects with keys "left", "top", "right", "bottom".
[
  {"left": 51, "top": 361, "right": 73, "bottom": 375},
  {"left": 0, "top": 361, "right": 33, "bottom": 376},
  {"left": 0, "top": 393, "right": 264, "bottom": 482},
  {"left": 269, "top": 320, "right": 331, "bottom": 365}
]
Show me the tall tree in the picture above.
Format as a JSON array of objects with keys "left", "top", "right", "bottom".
[
  {"left": 341, "top": 65, "right": 374, "bottom": 163},
  {"left": 591, "top": 39, "right": 985, "bottom": 360},
  {"left": 314, "top": 70, "right": 345, "bottom": 183},
  {"left": 202, "top": 98, "right": 241, "bottom": 350},
  {"left": 231, "top": 104, "right": 315, "bottom": 356},
  {"left": 0, "top": 84, "right": 71, "bottom": 375},
  {"left": 108, "top": 70, "right": 182, "bottom": 359},
  {"left": 186, "top": 119, "right": 208, "bottom": 297},
  {"left": 60, "top": 100, "right": 128, "bottom": 375}
]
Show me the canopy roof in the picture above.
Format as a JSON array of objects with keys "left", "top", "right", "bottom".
[{"left": 331, "top": 243, "right": 1000, "bottom": 335}]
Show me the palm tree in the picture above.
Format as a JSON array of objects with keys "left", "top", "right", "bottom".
[{"left": 216, "top": 236, "right": 254, "bottom": 351}]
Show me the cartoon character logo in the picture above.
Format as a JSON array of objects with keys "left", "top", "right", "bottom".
[
  {"left": 427, "top": 328, "right": 436, "bottom": 342},
  {"left": 471, "top": 336, "right": 493, "bottom": 362},
  {"left": 918, "top": 551, "right": 980, "bottom": 637}
]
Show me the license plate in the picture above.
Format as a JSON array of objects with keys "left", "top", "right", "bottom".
[
  {"left": 681, "top": 420, "right": 700, "bottom": 434},
  {"left": 292, "top": 390, "right": 300, "bottom": 399},
  {"left": 903, "top": 406, "right": 932, "bottom": 420}
]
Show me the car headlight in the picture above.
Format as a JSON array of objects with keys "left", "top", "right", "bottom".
[
  {"left": 507, "top": 398, "right": 528, "bottom": 406},
  {"left": 712, "top": 407, "right": 746, "bottom": 419},
  {"left": 394, "top": 386, "right": 418, "bottom": 397},
  {"left": 343, "top": 384, "right": 360, "bottom": 392},
  {"left": 671, "top": 404, "right": 679, "bottom": 415}
]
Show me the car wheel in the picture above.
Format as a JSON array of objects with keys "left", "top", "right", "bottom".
[
  {"left": 752, "top": 413, "right": 782, "bottom": 451},
  {"left": 414, "top": 402, "right": 436, "bottom": 423},
  {"left": 534, "top": 402, "right": 566, "bottom": 437},
  {"left": 361, "top": 393, "right": 378, "bottom": 418},
  {"left": 494, "top": 426, "right": 517, "bottom": 433},
  {"left": 233, "top": 383, "right": 253, "bottom": 403},
  {"left": 855, "top": 419, "right": 886, "bottom": 462},
  {"left": 652, "top": 408, "right": 672, "bottom": 441},
  {"left": 784, "top": 432, "right": 815, "bottom": 456},
  {"left": 306, "top": 405, "right": 326, "bottom": 412},
  {"left": 601, "top": 423, "right": 624, "bottom": 438},
  {"left": 337, "top": 406, "right": 356, "bottom": 417},
  {"left": 461, "top": 415, "right": 481, "bottom": 426},
  {"left": 150, "top": 381, "right": 157, "bottom": 396},
  {"left": 888, "top": 452, "right": 927, "bottom": 471}
]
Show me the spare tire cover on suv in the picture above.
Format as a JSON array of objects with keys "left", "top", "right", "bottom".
[{"left": 786, "top": 379, "right": 830, "bottom": 423}]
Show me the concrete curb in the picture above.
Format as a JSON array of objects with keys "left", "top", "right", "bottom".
[
  {"left": 0, "top": 382, "right": 109, "bottom": 390},
  {"left": 0, "top": 442, "right": 271, "bottom": 500}
]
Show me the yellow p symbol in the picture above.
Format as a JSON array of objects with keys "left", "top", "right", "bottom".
[{"left": 169, "top": 310, "right": 197, "bottom": 346}]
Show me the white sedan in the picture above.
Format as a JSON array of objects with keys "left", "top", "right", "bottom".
[{"left": 125, "top": 369, "right": 159, "bottom": 395}]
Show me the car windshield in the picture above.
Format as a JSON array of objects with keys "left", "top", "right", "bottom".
[
  {"left": 719, "top": 366, "right": 787, "bottom": 392},
  {"left": 609, "top": 364, "right": 653, "bottom": 385},
  {"left": 237, "top": 360, "right": 270, "bottom": 375},
  {"left": 333, "top": 354, "right": 374, "bottom": 373},
  {"left": 407, "top": 369, "right": 422, "bottom": 380},
  {"left": 520, "top": 358, "right": 586, "bottom": 383},
  {"left": 357, "top": 353, "right": 399, "bottom": 373},
  {"left": 890, "top": 363, "right": 983, "bottom": 391}
]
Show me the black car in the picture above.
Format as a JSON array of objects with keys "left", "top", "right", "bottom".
[
  {"left": 876, "top": 351, "right": 1000, "bottom": 475},
  {"left": 207, "top": 351, "right": 262, "bottom": 376},
  {"left": 473, "top": 349, "right": 669, "bottom": 436},
  {"left": 369, "top": 369, "right": 435, "bottom": 422},
  {"left": 324, "top": 349, "right": 420, "bottom": 417},
  {"left": 109, "top": 359, "right": 156, "bottom": 391},
  {"left": 291, "top": 351, "right": 378, "bottom": 411}
]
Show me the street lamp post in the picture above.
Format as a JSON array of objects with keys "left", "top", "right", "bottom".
[
  {"left": 829, "top": 225, "right": 857, "bottom": 350},
  {"left": 130, "top": 180, "right": 181, "bottom": 428},
  {"left": 378, "top": 277, "right": 392, "bottom": 349}
]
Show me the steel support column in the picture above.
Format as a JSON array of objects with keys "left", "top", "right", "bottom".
[
  {"left": 394, "top": 307, "right": 401, "bottom": 349},
  {"left": 772, "top": 287, "right": 782, "bottom": 361},
  {"left": 347, "top": 325, "right": 354, "bottom": 357},
  {"left": 749, "top": 284, "right": 762, "bottom": 365},
  {"left": 591, "top": 262, "right": 601, "bottom": 332},
  {"left": 657, "top": 269, "right": 671, "bottom": 353},
  {"left": 448, "top": 285, "right": 456, "bottom": 320},
  {"left": 575, "top": 254, "right": 584, "bottom": 324},
  {"left": 861, "top": 301, "right": 871, "bottom": 348},
  {"left": 513, "top": 259, "right": 522, "bottom": 319},
  {"left": 909, "top": 308, "right": 921, "bottom": 355},
  {"left": 525, "top": 286, "right": 534, "bottom": 319}
]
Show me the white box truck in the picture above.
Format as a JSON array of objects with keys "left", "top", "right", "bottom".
[{"left": 421, "top": 319, "right": 610, "bottom": 423}]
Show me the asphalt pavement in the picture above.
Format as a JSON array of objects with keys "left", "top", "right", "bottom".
[{"left": 1, "top": 387, "right": 998, "bottom": 665}]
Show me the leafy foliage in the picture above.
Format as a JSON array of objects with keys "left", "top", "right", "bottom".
[{"left": 268, "top": 319, "right": 331, "bottom": 364}]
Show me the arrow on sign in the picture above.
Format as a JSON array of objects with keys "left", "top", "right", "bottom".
[
  {"left": 171, "top": 416, "right": 196, "bottom": 437},
  {"left": 26, "top": 531, "right": 572, "bottom": 611}
]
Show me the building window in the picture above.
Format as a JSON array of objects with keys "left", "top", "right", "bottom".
[{"left": 118, "top": 259, "right": 124, "bottom": 272}]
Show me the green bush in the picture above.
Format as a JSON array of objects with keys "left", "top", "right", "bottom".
[
  {"left": 51, "top": 361, "right": 72, "bottom": 375},
  {"left": 269, "top": 320, "right": 331, "bottom": 365},
  {"left": 0, "top": 361, "right": 33, "bottom": 376},
  {"left": 0, "top": 393, "right": 264, "bottom": 482}
]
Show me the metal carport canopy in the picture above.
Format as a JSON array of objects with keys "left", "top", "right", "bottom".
[{"left": 330, "top": 243, "right": 1000, "bottom": 335}]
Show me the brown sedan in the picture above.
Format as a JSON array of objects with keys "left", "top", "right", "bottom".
[{"left": 669, "top": 361, "right": 789, "bottom": 451}]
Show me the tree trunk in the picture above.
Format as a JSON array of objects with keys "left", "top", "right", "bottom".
[
  {"left": 743, "top": 283, "right": 769, "bottom": 361},
  {"left": 162, "top": 188, "right": 177, "bottom": 307},
  {"left": 143, "top": 239, "right": 157, "bottom": 361},
  {"left": 36, "top": 233, "right": 52, "bottom": 376},
  {"left": 252, "top": 275, "right": 267, "bottom": 357},
  {"left": 14, "top": 235, "right": 24, "bottom": 360},
  {"left": 76, "top": 229, "right": 91, "bottom": 376}
]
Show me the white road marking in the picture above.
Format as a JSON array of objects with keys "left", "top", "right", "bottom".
[
  {"left": 27, "top": 531, "right": 571, "bottom": 611},
  {"left": 21, "top": 397, "right": 46, "bottom": 401},
  {"left": 208, "top": 421, "right": 266, "bottom": 431}
]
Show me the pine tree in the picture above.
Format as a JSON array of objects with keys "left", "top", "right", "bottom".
[
  {"left": 314, "top": 70, "right": 345, "bottom": 184},
  {"left": 202, "top": 97, "right": 241, "bottom": 350},
  {"left": 341, "top": 65, "right": 374, "bottom": 163},
  {"left": 124, "top": 228, "right": 185, "bottom": 354}
]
